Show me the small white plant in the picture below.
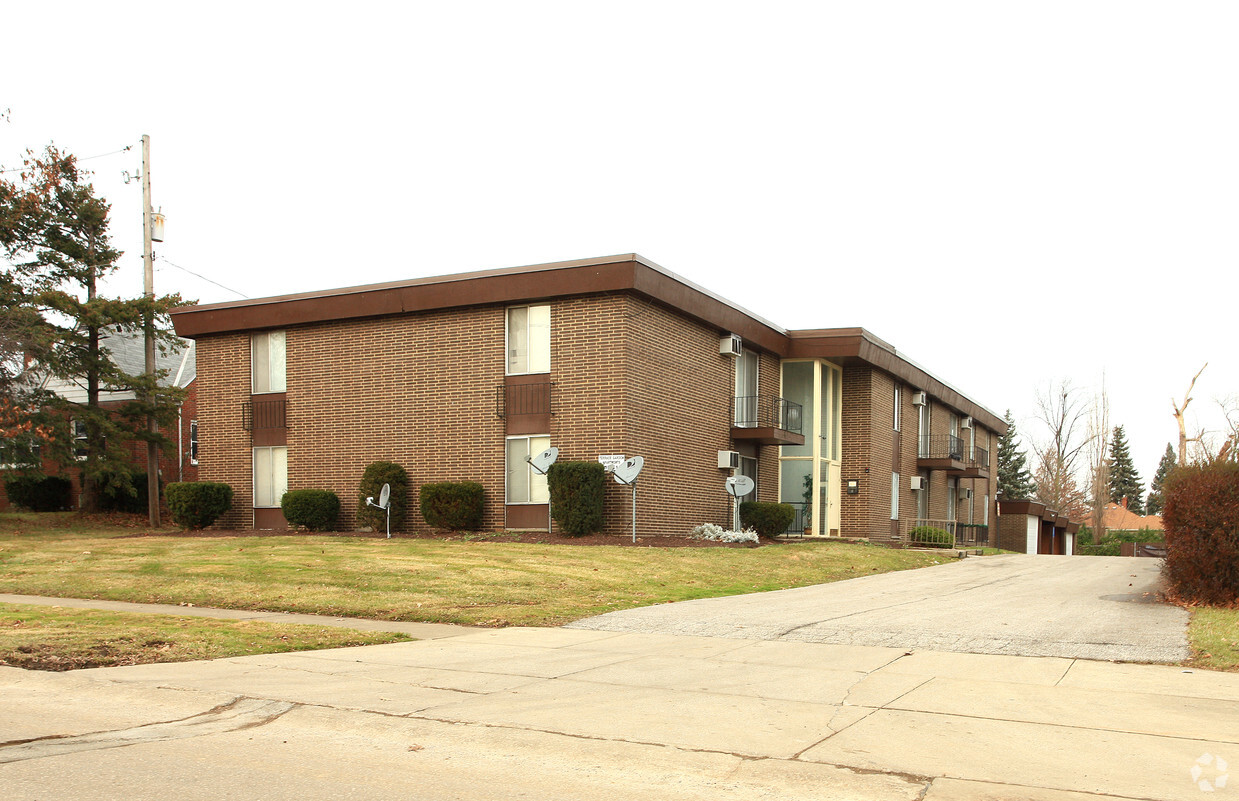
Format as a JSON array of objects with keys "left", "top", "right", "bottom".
[{"left": 690, "top": 523, "right": 759, "bottom": 544}]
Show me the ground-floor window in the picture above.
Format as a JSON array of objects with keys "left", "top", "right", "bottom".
[
  {"left": 738, "top": 455, "right": 757, "bottom": 501},
  {"left": 506, "top": 435, "right": 550, "bottom": 504},
  {"left": 189, "top": 420, "right": 199, "bottom": 465},
  {"left": 253, "top": 446, "right": 288, "bottom": 507},
  {"left": 917, "top": 472, "right": 929, "bottom": 520},
  {"left": 891, "top": 472, "right": 900, "bottom": 520}
]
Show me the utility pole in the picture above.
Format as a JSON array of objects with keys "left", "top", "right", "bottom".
[{"left": 141, "top": 134, "right": 160, "bottom": 527}]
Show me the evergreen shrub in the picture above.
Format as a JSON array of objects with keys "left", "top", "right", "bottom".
[
  {"left": 1162, "top": 462, "right": 1239, "bottom": 605},
  {"left": 738, "top": 501, "right": 795, "bottom": 538},
  {"left": 357, "top": 461, "right": 409, "bottom": 532},
  {"left": 907, "top": 526, "right": 953, "bottom": 548},
  {"left": 547, "top": 461, "right": 605, "bottom": 536},
  {"left": 165, "top": 482, "right": 234, "bottom": 529},
  {"left": 420, "top": 482, "right": 484, "bottom": 531},
  {"left": 3, "top": 475, "right": 72, "bottom": 512},
  {"left": 281, "top": 489, "right": 341, "bottom": 531},
  {"left": 97, "top": 470, "right": 157, "bottom": 514}
]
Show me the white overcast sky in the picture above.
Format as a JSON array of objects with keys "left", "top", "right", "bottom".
[{"left": 4, "top": 1, "right": 1236, "bottom": 492}]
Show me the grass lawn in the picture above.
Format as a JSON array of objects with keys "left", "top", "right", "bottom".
[
  {"left": 1186, "top": 607, "right": 1239, "bottom": 672},
  {"left": 0, "top": 513, "right": 952, "bottom": 628},
  {"left": 0, "top": 602, "right": 411, "bottom": 671}
]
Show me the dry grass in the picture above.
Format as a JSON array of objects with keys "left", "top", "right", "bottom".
[{"left": 1186, "top": 607, "right": 1239, "bottom": 672}]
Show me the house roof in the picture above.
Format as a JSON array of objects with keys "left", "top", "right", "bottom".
[
  {"left": 169, "top": 253, "right": 1004, "bottom": 432},
  {"left": 39, "top": 330, "right": 195, "bottom": 404},
  {"left": 1099, "top": 502, "right": 1163, "bottom": 532}
]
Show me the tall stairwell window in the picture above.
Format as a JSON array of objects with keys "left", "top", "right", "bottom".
[
  {"left": 252, "top": 330, "right": 286, "bottom": 393},
  {"left": 507, "top": 305, "right": 550, "bottom": 375}
]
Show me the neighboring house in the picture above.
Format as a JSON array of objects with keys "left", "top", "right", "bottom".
[
  {"left": 1098, "top": 500, "right": 1163, "bottom": 532},
  {"left": 170, "top": 254, "right": 1005, "bottom": 541},
  {"left": 995, "top": 500, "right": 1081, "bottom": 555},
  {"left": 0, "top": 331, "right": 198, "bottom": 511}
]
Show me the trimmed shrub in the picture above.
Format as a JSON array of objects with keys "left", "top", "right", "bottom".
[
  {"left": 547, "top": 461, "right": 605, "bottom": 536},
  {"left": 3, "top": 475, "right": 72, "bottom": 512},
  {"left": 420, "top": 482, "right": 484, "bottom": 531},
  {"left": 165, "top": 482, "right": 234, "bottom": 529},
  {"left": 1162, "top": 462, "right": 1239, "bottom": 605},
  {"left": 739, "top": 501, "right": 795, "bottom": 538},
  {"left": 281, "top": 489, "right": 341, "bottom": 531},
  {"left": 908, "top": 525, "right": 953, "bottom": 548},
  {"left": 357, "top": 461, "right": 409, "bottom": 532}
]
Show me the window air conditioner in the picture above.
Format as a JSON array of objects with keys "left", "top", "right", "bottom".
[
  {"left": 912, "top": 391, "right": 927, "bottom": 406},
  {"left": 909, "top": 476, "right": 925, "bottom": 491},
  {"left": 718, "top": 450, "right": 740, "bottom": 469},
  {"left": 961, "top": 488, "right": 973, "bottom": 499},
  {"left": 961, "top": 416, "right": 973, "bottom": 430},
  {"left": 719, "top": 334, "right": 742, "bottom": 357}
]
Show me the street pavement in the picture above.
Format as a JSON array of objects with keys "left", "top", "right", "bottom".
[
  {"left": 0, "top": 554, "right": 1228, "bottom": 800},
  {"left": 568, "top": 554, "right": 1191, "bottom": 662}
]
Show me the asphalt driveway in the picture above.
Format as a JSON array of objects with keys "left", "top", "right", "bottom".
[{"left": 566, "top": 554, "right": 1190, "bottom": 662}]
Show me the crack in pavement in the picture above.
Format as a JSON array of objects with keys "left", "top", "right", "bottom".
[{"left": 0, "top": 697, "right": 295, "bottom": 763}]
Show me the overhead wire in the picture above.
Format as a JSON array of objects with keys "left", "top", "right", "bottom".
[{"left": 155, "top": 255, "right": 249, "bottom": 299}]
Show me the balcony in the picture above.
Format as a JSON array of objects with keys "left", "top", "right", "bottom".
[
  {"left": 961, "top": 444, "right": 990, "bottom": 478},
  {"left": 243, "top": 396, "right": 288, "bottom": 431},
  {"left": 917, "top": 434, "right": 966, "bottom": 472},
  {"left": 731, "top": 395, "right": 805, "bottom": 446},
  {"left": 904, "top": 519, "right": 990, "bottom": 549},
  {"left": 496, "top": 382, "right": 554, "bottom": 418}
]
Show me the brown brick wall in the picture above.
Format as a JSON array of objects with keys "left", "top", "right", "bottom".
[{"left": 840, "top": 366, "right": 872, "bottom": 538}]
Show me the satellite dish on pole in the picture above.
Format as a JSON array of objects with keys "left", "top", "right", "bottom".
[
  {"left": 528, "top": 446, "right": 559, "bottom": 475},
  {"left": 725, "top": 475, "right": 754, "bottom": 498},
  {"left": 367, "top": 482, "right": 394, "bottom": 539},
  {"left": 612, "top": 456, "right": 644, "bottom": 486}
]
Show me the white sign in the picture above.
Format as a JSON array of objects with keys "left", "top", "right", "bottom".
[{"left": 598, "top": 454, "right": 625, "bottom": 473}]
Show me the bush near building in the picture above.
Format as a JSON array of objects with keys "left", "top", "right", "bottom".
[
  {"left": 1162, "top": 462, "right": 1239, "bottom": 605},
  {"left": 739, "top": 501, "right": 795, "bottom": 538},
  {"left": 3, "top": 475, "right": 72, "bottom": 512},
  {"left": 547, "top": 462, "right": 605, "bottom": 536},
  {"left": 281, "top": 489, "right": 341, "bottom": 532},
  {"left": 165, "top": 482, "right": 234, "bottom": 529},
  {"left": 419, "top": 482, "right": 484, "bottom": 531},
  {"left": 357, "top": 461, "right": 409, "bottom": 532}
]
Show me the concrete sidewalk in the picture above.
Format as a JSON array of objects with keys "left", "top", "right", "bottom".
[{"left": 2, "top": 623, "right": 1236, "bottom": 800}]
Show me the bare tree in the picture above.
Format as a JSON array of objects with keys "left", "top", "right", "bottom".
[
  {"left": 1084, "top": 381, "right": 1110, "bottom": 544},
  {"left": 1172, "top": 364, "right": 1207, "bottom": 466},
  {"left": 1031, "top": 381, "right": 1094, "bottom": 521}
]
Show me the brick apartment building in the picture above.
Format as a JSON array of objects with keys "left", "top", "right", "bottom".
[
  {"left": 170, "top": 254, "right": 1004, "bottom": 542},
  {"left": 0, "top": 332, "right": 199, "bottom": 511}
]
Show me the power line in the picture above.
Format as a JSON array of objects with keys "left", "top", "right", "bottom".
[
  {"left": 1, "top": 143, "right": 136, "bottom": 174},
  {"left": 155, "top": 255, "right": 249, "bottom": 299}
]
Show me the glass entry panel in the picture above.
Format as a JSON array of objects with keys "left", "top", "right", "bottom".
[{"left": 779, "top": 359, "right": 842, "bottom": 536}]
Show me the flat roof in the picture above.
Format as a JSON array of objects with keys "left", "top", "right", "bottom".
[{"left": 170, "top": 253, "right": 1005, "bottom": 432}]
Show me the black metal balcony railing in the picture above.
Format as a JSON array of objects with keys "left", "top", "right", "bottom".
[
  {"left": 496, "top": 382, "right": 554, "bottom": 418},
  {"left": 969, "top": 444, "right": 989, "bottom": 468},
  {"left": 904, "top": 519, "right": 989, "bottom": 548},
  {"left": 918, "top": 434, "right": 964, "bottom": 460},
  {"left": 243, "top": 397, "right": 288, "bottom": 431},
  {"left": 732, "top": 395, "right": 803, "bottom": 433}
]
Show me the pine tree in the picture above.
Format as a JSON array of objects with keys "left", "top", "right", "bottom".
[
  {"left": 1107, "top": 425, "right": 1144, "bottom": 514},
  {"left": 997, "top": 410, "right": 1037, "bottom": 501},
  {"left": 0, "top": 145, "right": 187, "bottom": 511},
  {"left": 1145, "top": 443, "right": 1176, "bottom": 515}
]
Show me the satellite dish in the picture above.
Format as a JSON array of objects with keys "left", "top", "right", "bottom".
[
  {"left": 725, "top": 475, "right": 755, "bottom": 498},
  {"left": 612, "top": 455, "right": 645, "bottom": 485},
  {"left": 528, "top": 446, "right": 559, "bottom": 475},
  {"left": 378, "top": 483, "right": 391, "bottom": 510}
]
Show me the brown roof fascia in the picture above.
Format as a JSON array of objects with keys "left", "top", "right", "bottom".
[
  {"left": 170, "top": 253, "right": 790, "bottom": 354},
  {"left": 787, "top": 329, "right": 1005, "bottom": 433}
]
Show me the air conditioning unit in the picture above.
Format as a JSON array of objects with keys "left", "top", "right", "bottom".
[
  {"left": 961, "top": 416, "right": 973, "bottom": 430},
  {"left": 718, "top": 450, "right": 740, "bottom": 469},
  {"left": 912, "top": 391, "right": 927, "bottom": 406},
  {"left": 909, "top": 476, "right": 926, "bottom": 491},
  {"left": 719, "top": 334, "right": 742, "bottom": 357},
  {"left": 961, "top": 488, "right": 973, "bottom": 499}
]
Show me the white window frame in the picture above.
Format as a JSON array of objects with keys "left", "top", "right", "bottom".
[
  {"left": 891, "top": 472, "right": 900, "bottom": 520},
  {"left": 189, "top": 420, "right": 199, "bottom": 465},
  {"left": 893, "top": 386, "right": 901, "bottom": 431},
  {"left": 252, "top": 446, "right": 288, "bottom": 508},
  {"left": 506, "top": 305, "right": 551, "bottom": 376},
  {"left": 505, "top": 435, "right": 551, "bottom": 504},
  {"left": 72, "top": 418, "right": 89, "bottom": 461},
  {"left": 251, "top": 330, "right": 287, "bottom": 394},
  {"left": 917, "top": 400, "right": 931, "bottom": 457}
]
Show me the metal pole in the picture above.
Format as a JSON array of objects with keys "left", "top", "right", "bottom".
[
  {"left": 631, "top": 483, "right": 637, "bottom": 543},
  {"left": 141, "top": 135, "right": 160, "bottom": 527}
]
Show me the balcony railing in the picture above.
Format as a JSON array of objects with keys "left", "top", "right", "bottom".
[
  {"left": 732, "top": 395, "right": 803, "bottom": 433},
  {"left": 243, "top": 396, "right": 288, "bottom": 430},
  {"left": 969, "top": 444, "right": 989, "bottom": 469},
  {"left": 905, "top": 518, "right": 989, "bottom": 548},
  {"left": 496, "top": 382, "right": 554, "bottom": 418},
  {"left": 918, "top": 434, "right": 964, "bottom": 461}
]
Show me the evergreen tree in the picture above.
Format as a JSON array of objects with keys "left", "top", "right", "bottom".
[
  {"left": 1107, "top": 425, "right": 1144, "bottom": 514},
  {"left": 1145, "top": 443, "right": 1176, "bottom": 515},
  {"left": 997, "top": 409, "right": 1037, "bottom": 500},
  {"left": 0, "top": 145, "right": 187, "bottom": 511}
]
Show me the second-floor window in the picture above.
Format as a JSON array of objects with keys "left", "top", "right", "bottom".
[
  {"left": 189, "top": 420, "right": 199, "bottom": 465},
  {"left": 252, "top": 330, "right": 287, "bottom": 394},
  {"left": 507, "top": 305, "right": 550, "bottom": 375},
  {"left": 893, "top": 386, "right": 901, "bottom": 431}
]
